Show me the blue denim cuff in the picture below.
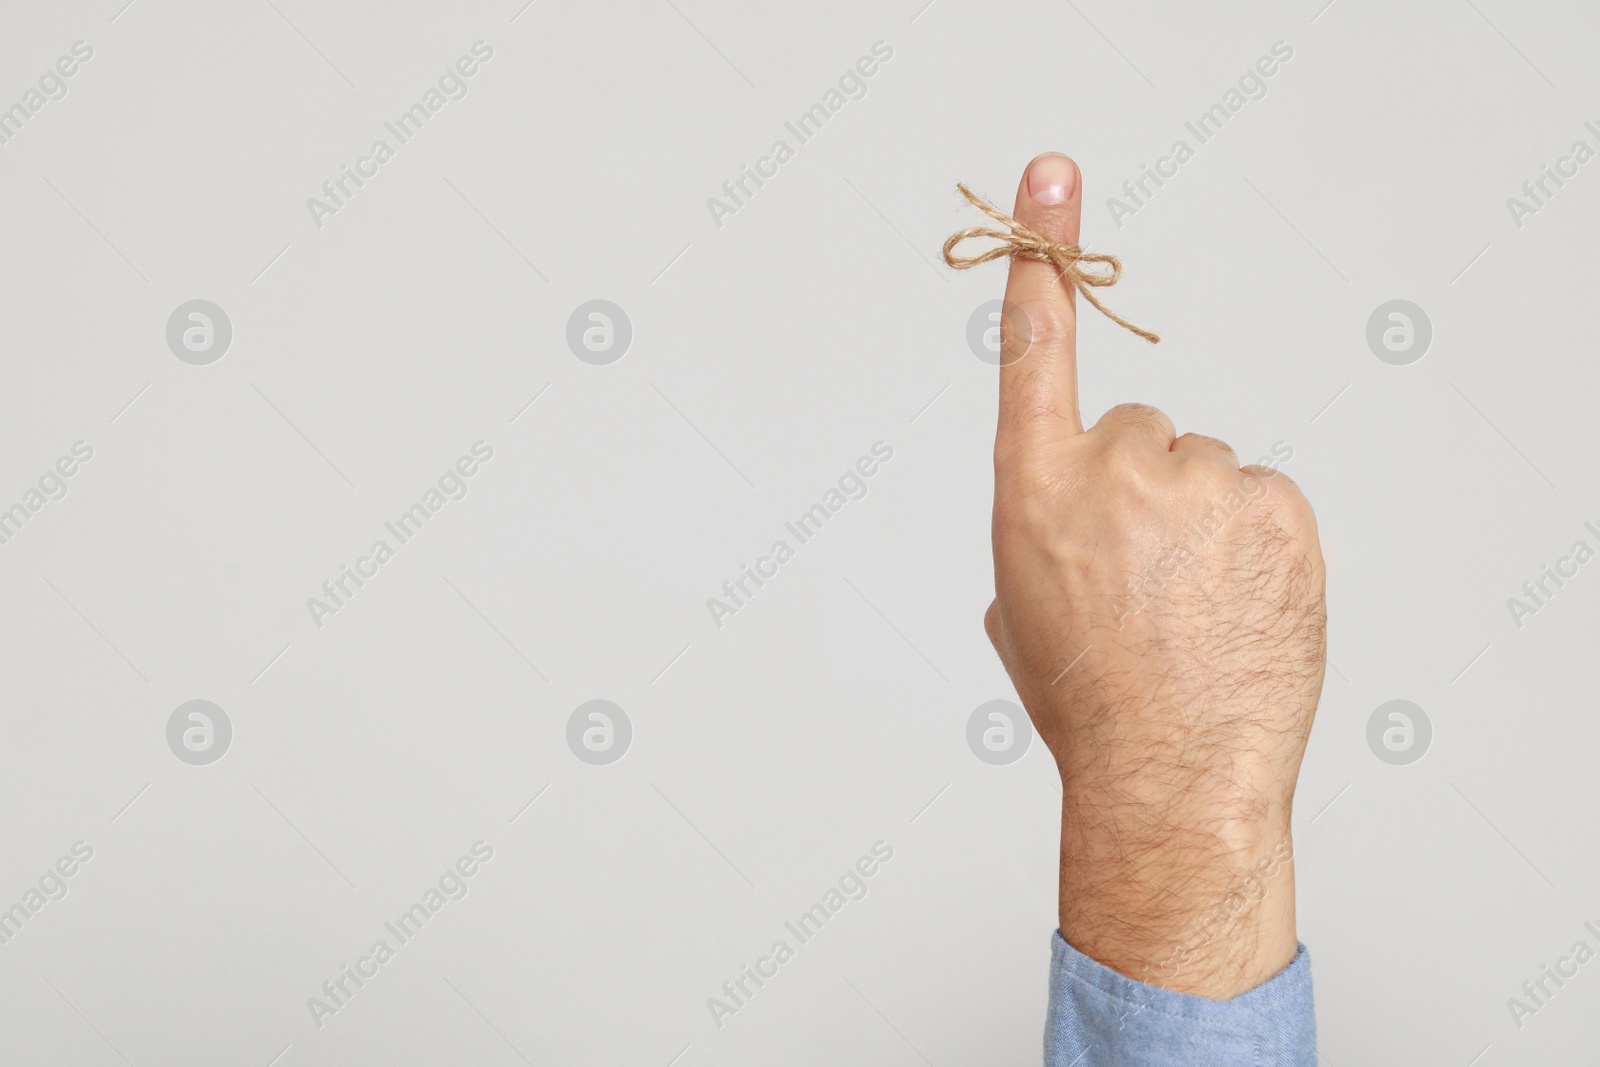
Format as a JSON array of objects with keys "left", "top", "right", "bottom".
[{"left": 1045, "top": 931, "right": 1317, "bottom": 1066}]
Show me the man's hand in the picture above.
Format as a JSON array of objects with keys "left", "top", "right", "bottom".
[{"left": 982, "top": 153, "right": 1327, "bottom": 999}]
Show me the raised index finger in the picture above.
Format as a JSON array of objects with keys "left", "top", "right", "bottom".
[{"left": 998, "top": 152, "right": 1084, "bottom": 440}]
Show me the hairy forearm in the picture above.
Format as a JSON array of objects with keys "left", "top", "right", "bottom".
[{"left": 1057, "top": 797, "right": 1298, "bottom": 999}]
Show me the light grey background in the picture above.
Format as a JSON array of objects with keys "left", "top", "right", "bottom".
[{"left": 0, "top": 0, "right": 1594, "bottom": 1063}]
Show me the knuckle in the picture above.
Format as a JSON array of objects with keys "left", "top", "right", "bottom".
[
  {"left": 1103, "top": 402, "right": 1171, "bottom": 431},
  {"left": 1177, "top": 431, "right": 1235, "bottom": 455},
  {"left": 1015, "top": 299, "right": 1075, "bottom": 354},
  {"left": 1239, "top": 463, "right": 1296, "bottom": 492},
  {"left": 1107, "top": 401, "right": 1166, "bottom": 421},
  {"left": 1240, "top": 465, "right": 1318, "bottom": 530}
]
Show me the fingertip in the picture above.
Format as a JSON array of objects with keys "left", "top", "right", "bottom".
[
  {"left": 1015, "top": 153, "right": 1082, "bottom": 248},
  {"left": 1026, "top": 153, "right": 1077, "bottom": 206}
]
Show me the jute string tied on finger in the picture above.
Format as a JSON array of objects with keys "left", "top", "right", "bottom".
[{"left": 942, "top": 183, "right": 1161, "bottom": 345}]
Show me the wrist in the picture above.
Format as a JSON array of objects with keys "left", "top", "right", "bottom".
[{"left": 1057, "top": 799, "right": 1297, "bottom": 999}]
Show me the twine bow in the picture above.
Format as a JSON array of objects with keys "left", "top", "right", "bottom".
[{"left": 942, "top": 183, "right": 1160, "bottom": 344}]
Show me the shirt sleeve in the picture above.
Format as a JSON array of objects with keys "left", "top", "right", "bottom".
[{"left": 1044, "top": 931, "right": 1317, "bottom": 1067}]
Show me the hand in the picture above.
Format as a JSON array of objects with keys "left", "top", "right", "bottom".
[{"left": 981, "top": 153, "right": 1327, "bottom": 999}]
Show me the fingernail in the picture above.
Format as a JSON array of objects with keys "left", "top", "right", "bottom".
[{"left": 1028, "top": 154, "right": 1075, "bottom": 206}]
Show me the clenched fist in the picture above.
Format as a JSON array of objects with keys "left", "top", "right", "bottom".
[{"left": 981, "top": 154, "right": 1327, "bottom": 999}]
